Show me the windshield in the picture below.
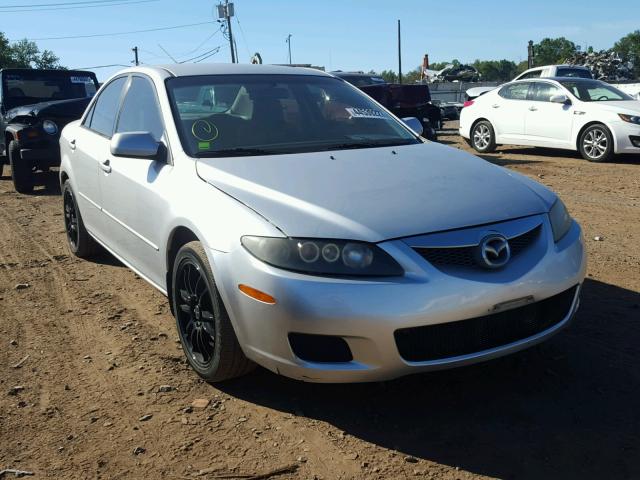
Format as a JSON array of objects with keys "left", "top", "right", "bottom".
[
  {"left": 560, "top": 80, "right": 633, "bottom": 102},
  {"left": 2, "top": 71, "right": 99, "bottom": 110},
  {"left": 166, "top": 74, "right": 419, "bottom": 157}
]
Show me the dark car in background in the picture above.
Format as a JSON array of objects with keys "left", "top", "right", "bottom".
[
  {"left": 358, "top": 84, "right": 441, "bottom": 141},
  {"left": 331, "top": 71, "right": 386, "bottom": 87},
  {"left": 0, "top": 69, "right": 99, "bottom": 193}
]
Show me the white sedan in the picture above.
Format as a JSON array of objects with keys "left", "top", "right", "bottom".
[{"left": 460, "top": 77, "right": 640, "bottom": 162}]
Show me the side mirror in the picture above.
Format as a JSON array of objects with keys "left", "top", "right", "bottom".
[
  {"left": 402, "top": 117, "right": 423, "bottom": 136},
  {"left": 110, "top": 132, "right": 160, "bottom": 158},
  {"left": 550, "top": 94, "right": 570, "bottom": 105}
]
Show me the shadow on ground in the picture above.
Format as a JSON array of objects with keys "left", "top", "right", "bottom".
[{"left": 219, "top": 279, "right": 640, "bottom": 480}]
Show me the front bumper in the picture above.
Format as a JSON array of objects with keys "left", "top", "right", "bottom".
[
  {"left": 209, "top": 216, "right": 586, "bottom": 383},
  {"left": 611, "top": 120, "right": 640, "bottom": 154}
]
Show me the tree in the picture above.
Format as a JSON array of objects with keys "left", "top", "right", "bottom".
[
  {"left": 532, "top": 37, "right": 578, "bottom": 66},
  {"left": 613, "top": 30, "right": 640, "bottom": 77},
  {"left": 0, "top": 32, "right": 63, "bottom": 69},
  {"left": 379, "top": 69, "right": 398, "bottom": 83},
  {"left": 472, "top": 59, "right": 518, "bottom": 81}
]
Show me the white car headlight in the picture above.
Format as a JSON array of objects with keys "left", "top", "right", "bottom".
[
  {"left": 42, "top": 120, "right": 58, "bottom": 135},
  {"left": 549, "top": 199, "right": 572, "bottom": 243},
  {"left": 618, "top": 114, "right": 640, "bottom": 125}
]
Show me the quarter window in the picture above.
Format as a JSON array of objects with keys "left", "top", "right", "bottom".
[
  {"left": 116, "top": 76, "right": 164, "bottom": 141},
  {"left": 86, "top": 77, "right": 127, "bottom": 137},
  {"left": 499, "top": 83, "right": 530, "bottom": 100}
]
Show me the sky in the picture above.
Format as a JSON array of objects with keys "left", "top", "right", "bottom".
[{"left": 2, "top": 0, "right": 639, "bottom": 81}]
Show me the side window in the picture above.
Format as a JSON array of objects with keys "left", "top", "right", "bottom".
[
  {"left": 499, "top": 83, "right": 530, "bottom": 100},
  {"left": 530, "top": 83, "right": 562, "bottom": 102},
  {"left": 522, "top": 70, "right": 542, "bottom": 79},
  {"left": 86, "top": 77, "right": 127, "bottom": 137},
  {"left": 115, "top": 76, "right": 164, "bottom": 141}
]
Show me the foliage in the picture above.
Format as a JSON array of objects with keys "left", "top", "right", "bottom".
[
  {"left": 471, "top": 59, "right": 518, "bottom": 81},
  {"left": 379, "top": 69, "right": 398, "bottom": 83},
  {"left": 532, "top": 37, "right": 578, "bottom": 67},
  {"left": 613, "top": 30, "right": 640, "bottom": 77},
  {"left": 0, "top": 32, "right": 63, "bottom": 69}
]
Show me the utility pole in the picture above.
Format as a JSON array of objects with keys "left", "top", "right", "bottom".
[
  {"left": 217, "top": 1, "right": 236, "bottom": 63},
  {"left": 286, "top": 34, "right": 292, "bottom": 64},
  {"left": 527, "top": 40, "right": 534, "bottom": 69},
  {"left": 132, "top": 46, "right": 139, "bottom": 66},
  {"left": 397, "top": 20, "right": 402, "bottom": 84}
]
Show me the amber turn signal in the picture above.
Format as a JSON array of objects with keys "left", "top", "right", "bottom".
[{"left": 238, "top": 284, "right": 276, "bottom": 304}]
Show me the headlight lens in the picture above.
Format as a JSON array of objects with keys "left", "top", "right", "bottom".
[
  {"left": 42, "top": 120, "right": 58, "bottom": 135},
  {"left": 618, "top": 114, "right": 640, "bottom": 125},
  {"left": 241, "top": 236, "right": 404, "bottom": 277},
  {"left": 548, "top": 199, "right": 572, "bottom": 242}
]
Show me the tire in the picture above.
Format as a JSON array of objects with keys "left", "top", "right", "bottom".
[
  {"left": 8, "top": 140, "right": 34, "bottom": 193},
  {"left": 62, "top": 180, "right": 99, "bottom": 258},
  {"left": 471, "top": 120, "right": 497, "bottom": 153},
  {"left": 578, "top": 124, "right": 614, "bottom": 162},
  {"left": 172, "top": 241, "right": 255, "bottom": 383}
]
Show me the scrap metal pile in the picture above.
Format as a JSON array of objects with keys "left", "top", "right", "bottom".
[{"left": 565, "top": 50, "right": 636, "bottom": 82}]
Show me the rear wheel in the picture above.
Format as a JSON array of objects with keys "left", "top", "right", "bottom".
[
  {"left": 8, "top": 140, "right": 34, "bottom": 193},
  {"left": 579, "top": 124, "right": 613, "bottom": 162},
  {"left": 172, "top": 241, "right": 254, "bottom": 383},
  {"left": 471, "top": 120, "right": 497, "bottom": 153},
  {"left": 63, "top": 180, "right": 99, "bottom": 258}
]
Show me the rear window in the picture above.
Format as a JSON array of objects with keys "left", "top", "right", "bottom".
[
  {"left": 2, "top": 71, "right": 99, "bottom": 109},
  {"left": 556, "top": 68, "right": 592, "bottom": 79}
]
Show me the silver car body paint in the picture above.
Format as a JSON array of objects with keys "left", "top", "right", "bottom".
[{"left": 60, "top": 64, "right": 587, "bottom": 383}]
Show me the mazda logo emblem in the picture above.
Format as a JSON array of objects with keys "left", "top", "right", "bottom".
[{"left": 477, "top": 234, "right": 511, "bottom": 269}]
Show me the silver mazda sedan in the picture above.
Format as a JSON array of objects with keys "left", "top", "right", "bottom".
[{"left": 59, "top": 64, "right": 586, "bottom": 383}]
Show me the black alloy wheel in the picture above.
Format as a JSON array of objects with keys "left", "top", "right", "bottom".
[{"left": 175, "top": 258, "right": 217, "bottom": 369}]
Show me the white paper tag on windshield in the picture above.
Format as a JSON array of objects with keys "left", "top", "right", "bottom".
[
  {"left": 70, "top": 76, "right": 92, "bottom": 83},
  {"left": 346, "top": 107, "right": 385, "bottom": 119}
]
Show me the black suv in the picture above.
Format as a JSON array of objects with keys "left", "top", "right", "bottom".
[{"left": 0, "top": 69, "right": 99, "bottom": 193}]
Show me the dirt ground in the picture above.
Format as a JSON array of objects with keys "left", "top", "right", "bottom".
[{"left": 1, "top": 123, "right": 639, "bottom": 480}]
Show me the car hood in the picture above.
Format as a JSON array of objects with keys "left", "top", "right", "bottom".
[
  {"left": 196, "top": 142, "right": 555, "bottom": 242},
  {"left": 5, "top": 97, "right": 92, "bottom": 122},
  {"left": 594, "top": 100, "right": 640, "bottom": 115}
]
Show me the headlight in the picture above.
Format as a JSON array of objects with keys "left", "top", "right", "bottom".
[
  {"left": 42, "top": 120, "right": 58, "bottom": 135},
  {"left": 618, "top": 114, "right": 640, "bottom": 125},
  {"left": 241, "top": 236, "right": 404, "bottom": 277},
  {"left": 548, "top": 199, "right": 572, "bottom": 243}
]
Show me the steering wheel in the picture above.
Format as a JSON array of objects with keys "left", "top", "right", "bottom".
[{"left": 596, "top": 95, "right": 609, "bottom": 101}]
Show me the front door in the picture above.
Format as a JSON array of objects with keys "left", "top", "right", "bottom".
[
  {"left": 524, "top": 82, "right": 574, "bottom": 147},
  {"left": 97, "top": 75, "right": 171, "bottom": 288}
]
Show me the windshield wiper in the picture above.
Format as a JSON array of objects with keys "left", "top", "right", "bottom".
[
  {"left": 194, "top": 147, "right": 276, "bottom": 158},
  {"left": 321, "top": 139, "right": 417, "bottom": 152}
]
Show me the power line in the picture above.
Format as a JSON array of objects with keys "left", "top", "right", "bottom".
[
  {"left": 0, "top": 0, "right": 156, "bottom": 13},
  {"left": 180, "top": 45, "right": 222, "bottom": 63},
  {"left": 71, "top": 63, "right": 130, "bottom": 69},
  {"left": 0, "top": 0, "right": 145, "bottom": 7},
  {"left": 193, "top": 47, "right": 222, "bottom": 63},
  {"left": 22, "top": 20, "right": 216, "bottom": 41}
]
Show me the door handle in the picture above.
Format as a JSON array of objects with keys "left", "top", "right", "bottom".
[
  {"left": 100, "top": 159, "right": 112, "bottom": 174},
  {"left": 528, "top": 106, "right": 538, "bottom": 111},
  {"left": 491, "top": 104, "right": 500, "bottom": 108},
  {"left": 69, "top": 139, "right": 76, "bottom": 150}
]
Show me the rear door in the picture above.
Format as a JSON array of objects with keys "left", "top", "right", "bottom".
[
  {"left": 72, "top": 76, "right": 127, "bottom": 239},
  {"left": 97, "top": 75, "right": 171, "bottom": 287},
  {"left": 491, "top": 82, "right": 532, "bottom": 140},
  {"left": 524, "top": 81, "right": 574, "bottom": 147}
]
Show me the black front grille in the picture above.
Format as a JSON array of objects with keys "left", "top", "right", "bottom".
[
  {"left": 394, "top": 285, "right": 578, "bottom": 362},
  {"left": 414, "top": 225, "right": 541, "bottom": 268}
]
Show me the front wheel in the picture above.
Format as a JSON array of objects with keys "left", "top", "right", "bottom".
[
  {"left": 172, "top": 241, "right": 254, "bottom": 383},
  {"left": 8, "top": 141, "right": 34, "bottom": 193},
  {"left": 579, "top": 124, "right": 614, "bottom": 162},
  {"left": 471, "top": 120, "right": 497, "bottom": 153}
]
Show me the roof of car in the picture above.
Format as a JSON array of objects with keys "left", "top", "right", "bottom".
[
  {"left": 139, "top": 63, "right": 331, "bottom": 78},
  {"left": 512, "top": 77, "right": 599, "bottom": 84}
]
